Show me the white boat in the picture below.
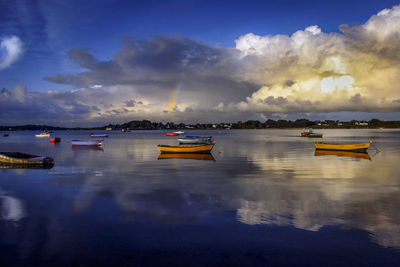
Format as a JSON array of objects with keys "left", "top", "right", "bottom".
[
  {"left": 173, "top": 131, "right": 185, "bottom": 135},
  {"left": 35, "top": 131, "right": 51, "bottom": 138}
]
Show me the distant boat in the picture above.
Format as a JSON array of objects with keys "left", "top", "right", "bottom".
[
  {"left": 90, "top": 133, "right": 109, "bottom": 137},
  {"left": 158, "top": 153, "right": 215, "bottom": 161},
  {"left": 314, "top": 150, "right": 371, "bottom": 160},
  {"left": 71, "top": 140, "right": 103, "bottom": 146},
  {"left": 3, "top": 134, "right": 9, "bottom": 137},
  {"left": 35, "top": 131, "right": 51, "bottom": 138},
  {"left": 301, "top": 128, "right": 322, "bottom": 138},
  {"left": 173, "top": 131, "right": 185, "bottom": 135},
  {"left": 157, "top": 143, "right": 215, "bottom": 153},
  {"left": 166, "top": 133, "right": 179, "bottom": 136},
  {"left": 315, "top": 140, "right": 372, "bottom": 152},
  {"left": 178, "top": 136, "right": 213, "bottom": 144},
  {"left": 50, "top": 137, "right": 61, "bottom": 143},
  {"left": 0, "top": 152, "right": 54, "bottom": 167}
]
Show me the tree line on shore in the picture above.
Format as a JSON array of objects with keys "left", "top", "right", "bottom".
[{"left": 2, "top": 118, "right": 400, "bottom": 131}]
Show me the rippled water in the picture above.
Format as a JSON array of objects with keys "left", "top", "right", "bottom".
[{"left": 1, "top": 129, "right": 400, "bottom": 265}]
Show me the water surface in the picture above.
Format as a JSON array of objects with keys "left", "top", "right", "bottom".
[{"left": 1, "top": 129, "right": 400, "bottom": 265}]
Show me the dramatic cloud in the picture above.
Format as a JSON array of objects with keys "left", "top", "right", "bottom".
[
  {"left": 230, "top": 6, "right": 400, "bottom": 115},
  {"left": 4, "top": 5, "right": 400, "bottom": 125},
  {"left": 0, "top": 36, "right": 24, "bottom": 70}
]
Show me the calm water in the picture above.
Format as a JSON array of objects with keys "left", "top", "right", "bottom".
[{"left": 1, "top": 129, "right": 400, "bottom": 266}]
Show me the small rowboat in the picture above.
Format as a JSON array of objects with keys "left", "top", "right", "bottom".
[
  {"left": 178, "top": 136, "right": 213, "bottom": 144},
  {"left": 314, "top": 150, "right": 371, "bottom": 160},
  {"left": 71, "top": 140, "right": 103, "bottom": 146},
  {"left": 3, "top": 134, "right": 9, "bottom": 137},
  {"left": 158, "top": 153, "right": 215, "bottom": 161},
  {"left": 90, "top": 133, "right": 109, "bottom": 137},
  {"left": 315, "top": 140, "right": 372, "bottom": 152},
  {"left": 173, "top": 131, "right": 185, "bottom": 135},
  {"left": 301, "top": 128, "right": 322, "bottom": 138},
  {"left": 166, "top": 133, "right": 179, "bottom": 136},
  {"left": 50, "top": 137, "right": 61, "bottom": 143},
  {"left": 0, "top": 152, "right": 54, "bottom": 167},
  {"left": 35, "top": 132, "right": 50, "bottom": 138},
  {"left": 157, "top": 143, "right": 215, "bottom": 153}
]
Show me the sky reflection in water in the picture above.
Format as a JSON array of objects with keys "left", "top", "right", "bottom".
[{"left": 1, "top": 129, "right": 400, "bottom": 265}]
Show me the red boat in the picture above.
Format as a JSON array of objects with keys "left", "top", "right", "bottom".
[
  {"left": 50, "top": 137, "right": 61, "bottom": 143},
  {"left": 166, "top": 133, "right": 179, "bottom": 136}
]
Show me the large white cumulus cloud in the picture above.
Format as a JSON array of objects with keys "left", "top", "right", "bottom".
[
  {"left": 0, "top": 36, "right": 24, "bottom": 70},
  {"left": 229, "top": 5, "right": 400, "bottom": 115}
]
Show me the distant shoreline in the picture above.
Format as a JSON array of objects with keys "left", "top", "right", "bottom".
[{"left": 1, "top": 119, "right": 399, "bottom": 131}]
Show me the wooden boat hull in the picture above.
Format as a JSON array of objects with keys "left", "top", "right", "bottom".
[
  {"left": 158, "top": 153, "right": 215, "bottom": 161},
  {"left": 158, "top": 143, "right": 215, "bottom": 153},
  {"left": 71, "top": 140, "right": 103, "bottom": 146},
  {"left": 301, "top": 132, "right": 322, "bottom": 137},
  {"left": 315, "top": 141, "right": 372, "bottom": 152},
  {"left": 35, "top": 134, "right": 50, "bottom": 138},
  {"left": 306, "top": 133, "right": 323, "bottom": 138},
  {"left": 0, "top": 152, "right": 54, "bottom": 166},
  {"left": 314, "top": 150, "right": 371, "bottom": 160}
]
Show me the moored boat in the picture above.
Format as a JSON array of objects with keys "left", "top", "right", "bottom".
[
  {"left": 166, "top": 133, "right": 179, "bottom": 136},
  {"left": 157, "top": 143, "right": 215, "bottom": 153},
  {"left": 173, "top": 131, "right": 185, "bottom": 135},
  {"left": 71, "top": 140, "right": 103, "bottom": 146},
  {"left": 35, "top": 131, "right": 51, "bottom": 138},
  {"left": 178, "top": 136, "right": 213, "bottom": 144},
  {"left": 90, "top": 133, "right": 109, "bottom": 137},
  {"left": 301, "top": 128, "right": 322, "bottom": 138},
  {"left": 314, "top": 140, "right": 372, "bottom": 152},
  {"left": 158, "top": 153, "right": 215, "bottom": 161},
  {"left": 50, "top": 137, "right": 61, "bottom": 143},
  {"left": 0, "top": 152, "right": 54, "bottom": 166},
  {"left": 3, "top": 134, "right": 9, "bottom": 137}
]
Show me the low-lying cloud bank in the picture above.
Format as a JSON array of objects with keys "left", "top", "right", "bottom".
[{"left": 4, "top": 5, "right": 400, "bottom": 125}]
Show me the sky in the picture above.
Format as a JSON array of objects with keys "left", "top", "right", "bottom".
[{"left": 1, "top": 0, "right": 400, "bottom": 126}]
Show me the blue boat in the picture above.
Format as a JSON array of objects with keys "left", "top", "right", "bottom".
[
  {"left": 90, "top": 133, "right": 109, "bottom": 137},
  {"left": 178, "top": 136, "right": 213, "bottom": 144}
]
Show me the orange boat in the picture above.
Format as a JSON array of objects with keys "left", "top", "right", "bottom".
[{"left": 315, "top": 140, "right": 372, "bottom": 152}]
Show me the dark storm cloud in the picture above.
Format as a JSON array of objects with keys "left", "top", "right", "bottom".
[{"left": 44, "top": 36, "right": 259, "bottom": 101}]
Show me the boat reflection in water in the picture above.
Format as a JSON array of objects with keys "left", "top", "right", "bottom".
[
  {"left": 158, "top": 153, "right": 215, "bottom": 161},
  {"left": 314, "top": 150, "right": 371, "bottom": 160},
  {"left": 71, "top": 146, "right": 104, "bottom": 152},
  {"left": 0, "top": 163, "right": 54, "bottom": 169}
]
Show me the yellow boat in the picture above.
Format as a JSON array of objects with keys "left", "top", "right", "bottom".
[
  {"left": 314, "top": 150, "right": 371, "bottom": 160},
  {"left": 314, "top": 140, "right": 372, "bottom": 152},
  {"left": 158, "top": 153, "right": 215, "bottom": 161},
  {"left": 157, "top": 143, "right": 215, "bottom": 153}
]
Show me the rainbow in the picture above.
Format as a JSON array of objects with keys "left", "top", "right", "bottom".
[{"left": 168, "top": 82, "right": 183, "bottom": 112}]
